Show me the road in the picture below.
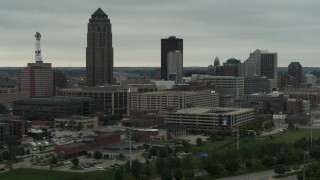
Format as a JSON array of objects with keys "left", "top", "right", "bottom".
[{"left": 218, "top": 170, "right": 297, "bottom": 180}]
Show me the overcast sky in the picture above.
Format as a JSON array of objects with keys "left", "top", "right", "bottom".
[{"left": 1, "top": 0, "right": 320, "bottom": 67}]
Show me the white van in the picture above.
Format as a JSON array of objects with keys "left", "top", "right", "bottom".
[{"left": 96, "top": 166, "right": 105, "bottom": 171}]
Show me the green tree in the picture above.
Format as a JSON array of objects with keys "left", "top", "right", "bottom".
[
  {"left": 174, "top": 168, "right": 183, "bottom": 180},
  {"left": 156, "top": 158, "right": 166, "bottom": 175},
  {"left": 71, "top": 157, "right": 79, "bottom": 167},
  {"left": 274, "top": 165, "right": 287, "bottom": 175},
  {"left": 87, "top": 152, "right": 92, "bottom": 158},
  {"left": 182, "top": 157, "right": 193, "bottom": 170},
  {"left": 114, "top": 168, "right": 123, "bottom": 180},
  {"left": 2, "top": 151, "right": 11, "bottom": 161},
  {"left": 184, "top": 170, "right": 195, "bottom": 178},
  {"left": 118, "top": 153, "right": 125, "bottom": 160},
  {"left": 158, "top": 146, "right": 169, "bottom": 158},
  {"left": 196, "top": 138, "right": 203, "bottom": 146},
  {"left": 128, "top": 160, "right": 142, "bottom": 179},
  {"left": 224, "top": 160, "right": 239, "bottom": 173},
  {"left": 50, "top": 155, "right": 58, "bottom": 165},
  {"left": 103, "top": 154, "right": 110, "bottom": 159},
  {"left": 93, "top": 151, "right": 102, "bottom": 159},
  {"left": 25, "top": 149, "right": 30, "bottom": 155},
  {"left": 161, "top": 169, "right": 172, "bottom": 180},
  {"left": 59, "top": 121, "right": 64, "bottom": 129}
]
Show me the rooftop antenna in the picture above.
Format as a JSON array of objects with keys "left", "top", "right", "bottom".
[{"left": 35, "top": 32, "right": 43, "bottom": 63}]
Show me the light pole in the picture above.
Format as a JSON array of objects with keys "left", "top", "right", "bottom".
[
  {"left": 237, "top": 123, "right": 239, "bottom": 151},
  {"left": 303, "top": 152, "right": 306, "bottom": 180},
  {"left": 129, "top": 127, "right": 132, "bottom": 177}
]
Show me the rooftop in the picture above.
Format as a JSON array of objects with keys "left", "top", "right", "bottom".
[
  {"left": 13, "top": 96, "right": 93, "bottom": 106},
  {"left": 156, "top": 124, "right": 186, "bottom": 132},
  {"left": 91, "top": 8, "right": 107, "bottom": 17},
  {"left": 171, "top": 107, "right": 254, "bottom": 115}
]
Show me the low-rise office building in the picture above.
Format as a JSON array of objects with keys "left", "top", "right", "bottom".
[
  {"left": 131, "top": 91, "right": 219, "bottom": 112},
  {"left": 54, "top": 116, "right": 98, "bottom": 130},
  {"left": 12, "top": 96, "right": 95, "bottom": 118}
]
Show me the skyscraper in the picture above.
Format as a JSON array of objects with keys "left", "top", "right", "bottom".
[
  {"left": 288, "top": 62, "right": 303, "bottom": 88},
  {"left": 161, "top": 36, "right": 183, "bottom": 80},
  {"left": 86, "top": 8, "right": 113, "bottom": 86},
  {"left": 240, "top": 49, "right": 278, "bottom": 91}
]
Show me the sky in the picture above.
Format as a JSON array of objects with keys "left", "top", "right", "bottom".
[{"left": 1, "top": 0, "right": 320, "bottom": 67}]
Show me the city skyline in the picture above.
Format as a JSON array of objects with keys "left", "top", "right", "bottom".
[{"left": 1, "top": 0, "right": 320, "bottom": 67}]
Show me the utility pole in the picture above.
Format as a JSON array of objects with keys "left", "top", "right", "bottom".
[
  {"left": 130, "top": 127, "right": 132, "bottom": 176},
  {"left": 236, "top": 117, "right": 239, "bottom": 151},
  {"left": 303, "top": 152, "right": 306, "bottom": 180}
]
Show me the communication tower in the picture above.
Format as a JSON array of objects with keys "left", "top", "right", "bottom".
[{"left": 35, "top": 32, "right": 43, "bottom": 63}]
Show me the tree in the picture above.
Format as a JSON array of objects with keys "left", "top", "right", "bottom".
[
  {"left": 114, "top": 168, "right": 123, "bottom": 180},
  {"left": 156, "top": 158, "right": 166, "bottom": 175},
  {"left": 158, "top": 146, "right": 169, "bottom": 158},
  {"left": 224, "top": 160, "right": 239, "bottom": 173},
  {"left": 118, "top": 153, "right": 125, "bottom": 160},
  {"left": 274, "top": 165, "right": 287, "bottom": 176},
  {"left": 288, "top": 122, "right": 295, "bottom": 130},
  {"left": 182, "top": 157, "right": 193, "bottom": 170},
  {"left": 103, "top": 154, "right": 110, "bottom": 159},
  {"left": 184, "top": 170, "right": 195, "bottom": 178},
  {"left": 71, "top": 157, "right": 79, "bottom": 167},
  {"left": 205, "top": 161, "right": 223, "bottom": 175},
  {"left": 25, "top": 149, "right": 30, "bottom": 155},
  {"left": 161, "top": 169, "right": 172, "bottom": 180},
  {"left": 174, "top": 168, "right": 183, "bottom": 180},
  {"left": 87, "top": 153, "right": 92, "bottom": 158},
  {"left": 210, "top": 132, "right": 217, "bottom": 142},
  {"left": 15, "top": 146, "right": 25, "bottom": 157},
  {"left": 93, "top": 151, "right": 102, "bottom": 159},
  {"left": 50, "top": 155, "right": 58, "bottom": 165},
  {"left": 2, "top": 151, "right": 10, "bottom": 161},
  {"left": 196, "top": 138, "right": 203, "bottom": 146},
  {"left": 130, "top": 160, "right": 142, "bottom": 179}
]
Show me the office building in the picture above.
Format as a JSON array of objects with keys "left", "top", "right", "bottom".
[
  {"left": 0, "top": 85, "right": 29, "bottom": 103},
  {"left": 244, "top": 76, "right": 269, "bottom": 96},
  {"left": 86, "top": 8, "right": 114, "bottom": 86},
  {"left": 20, "top": 32, "right": 54, "bottom": 97},
  {"left": 191, "top": 74, "right": 244, "bottom": 99},
  {"left": 222, "top": 58, "right": 241, "bottom": 77},
  {"left": 167, "top": 51, "right": 183, "bottom": 83},
  {"left": 240, "top": 49, "right": 277, "bottom": 91},
  {"left": 12, "top": 96, "right": 95, "bottom": 118},
  {"left": 288, "top": 62, "right": 303, "bottom": 88},
  {"left": 161, "top": 36, "right": 183, "bottom": 80},
  {"left": 56, "top": 86, "right": 127, "bottom": 115},
  {"left": 131, "top": 91, "right": 219, "bottom": 112},
  {"left": 54, "top": 116, "right": 98, "bottom": 130}
]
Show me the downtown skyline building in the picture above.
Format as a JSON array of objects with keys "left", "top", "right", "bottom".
[
  {"left": 288, "top": 62, "right": 303, "bottom": 88},
  {"left": 19, "top": 32, "right": 54, "bottom": 98},
  {"left": 239, "top": 49, "right": 278, "bottom": 91},
  {"left": 86, "top": 8, "right": 114, "bottom": 86},
  {"left": 161, "top": 36, "right": 183, "bottom": 80}
]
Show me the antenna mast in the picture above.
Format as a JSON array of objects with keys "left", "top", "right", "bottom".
[{"left": 35, "top": 32, "right": 43, "bottom": 63}]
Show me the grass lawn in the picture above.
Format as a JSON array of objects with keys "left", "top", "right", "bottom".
[
  {"left": 0, "top": 168, "right": 115, "bottom": 180},
  {"left": 219, "top": 128, "right": 320, "bottom": 152}
]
